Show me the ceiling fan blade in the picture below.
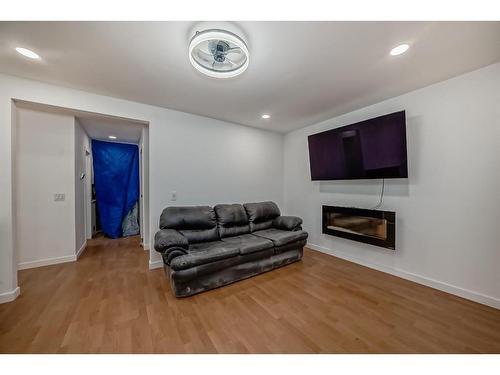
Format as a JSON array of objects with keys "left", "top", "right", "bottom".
[
  {"left": 195, "top": 48, "right": 214, "bottom": 61},
  {"left": 225, "top": 47, "right": 242, "bottom": 55}
]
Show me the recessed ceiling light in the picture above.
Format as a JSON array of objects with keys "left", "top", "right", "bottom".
[
  {"left": 261, "top": 114, "right": 271, "bottom": 119},
  {"left": 108, "top": 135, "right": 117, "bottom": 139},
  {"left": 15, "top": 47, "right": 40, "bottom": 59},
  {"left": 390, "top": 44, "right": 409, "bottom": 56}
]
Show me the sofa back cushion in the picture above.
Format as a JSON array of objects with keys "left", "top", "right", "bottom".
[
  {"left": 159, "top": 206, "right": 218, "bottom": 244},
  {"left": 243, "top": 201, "right": 281, "bottom": 232},
  {"left": 214, "top": 204, "right": 250, "bottom": 238}
]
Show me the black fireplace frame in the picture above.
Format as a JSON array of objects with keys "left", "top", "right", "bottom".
[{"left": 322, "top": 205, "right": 396, "bottom": 250}]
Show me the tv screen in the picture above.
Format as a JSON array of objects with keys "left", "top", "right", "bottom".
[{"left": 308, "top": 111, "right": 408, "bottom": 180}]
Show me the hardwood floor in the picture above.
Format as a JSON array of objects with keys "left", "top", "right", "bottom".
[{"left": 1, "top": 236, "right": 500, "bottom": 353}]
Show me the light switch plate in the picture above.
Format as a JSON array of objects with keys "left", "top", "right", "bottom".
[
  {"left": 171, "top": 191, "right": 177, "bottom": 201},
  {"left": 54, "top": 193, "right": 66, "bottom": 202}
]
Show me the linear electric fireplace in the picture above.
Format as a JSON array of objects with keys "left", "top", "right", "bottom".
[{"left": 322, "top": 205, "right": 396, "bottom": 250}]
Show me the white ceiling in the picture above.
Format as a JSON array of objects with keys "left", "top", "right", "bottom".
[
  {"left": 1, "top": 21, "right": 500, "bottom": 133},
  {"left": 77, "top": 116, "right": 144, "bottom": 144}
]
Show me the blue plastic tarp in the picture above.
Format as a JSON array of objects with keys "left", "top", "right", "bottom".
[{"left": 92, "top": 140, "right": 139, "bottom": 239}]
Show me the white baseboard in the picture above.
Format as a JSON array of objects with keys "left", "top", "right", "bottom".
[
  {"left": 143, "top": 242, "right": 150, "bottom": 251},
  {"left": 149, "top": 259, "right": 163, "bottom": 270},
  {"left": 307, "top": 243, "right": 500, "bottom": 310},
  {"left": 0, "top": 286, "right": 21, "bottom": 304},
  {"left": 76, "top": 240, "right": 87, "bottom": 259},
  {"left": 18, "top": 254, "right": 77, "bottom": 270}
]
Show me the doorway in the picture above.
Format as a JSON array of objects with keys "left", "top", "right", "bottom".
[
  {"left": 91, "top": 139, "right": 140, "bottom": 239},
  {"left": 13, "top": 100, "right": 150, "bottom": 272},
  {"left": 76, "top": 115, "right": 149, "bottom": 247}
]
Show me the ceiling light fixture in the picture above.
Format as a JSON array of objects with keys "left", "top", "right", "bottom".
[
  {"left": 108, "top": 135, "right": 117, "bottom": 139},
  {"left": 15, "top": 47, "right": 40, "bottom": 59},
  {"left": 189, "top": 29, "right": 249, "bottom": 78},
  {"left": 261, "top": 114, "right": 271, "bottom": 119},
  {"left": 390, "top": 44, "right": 410, "bottom": 56}
]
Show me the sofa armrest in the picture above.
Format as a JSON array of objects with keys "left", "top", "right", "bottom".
[
  {"left": 162, "top": 247, "right": 189, "bottom": 265},
  {"left": 154, "top": 229, "right": 189, "bottom": 253},
  {"left": 273, "top": 216, "right": 303, "bottom": 231}
]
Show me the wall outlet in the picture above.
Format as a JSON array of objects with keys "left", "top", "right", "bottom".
[
  {"left": 171, "top": 191, "right": 177, "bottom": 201},
  {"left": 54, "top": 193, "right": 66, "bottom": 202}
]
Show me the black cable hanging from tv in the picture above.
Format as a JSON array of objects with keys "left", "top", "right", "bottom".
[{"left": 370, "top": 179, "right": 385, "bottom": 210}]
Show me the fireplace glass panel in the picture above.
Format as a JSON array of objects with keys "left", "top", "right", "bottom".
[
  {"left": 322, "top": 205, "right": 395, "bottom": 250},
  {"left": 326, "top": 213, "right": 387, "bottom": 241}
]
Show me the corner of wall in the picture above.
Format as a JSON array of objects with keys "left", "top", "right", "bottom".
[
  {"left": 10, "top": 100, "right": 19, "bottom": 291},
  {"left": 0, "top": 286, "right": 20, "bottom": 304}
]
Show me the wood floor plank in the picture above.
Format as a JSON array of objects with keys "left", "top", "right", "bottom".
[{"left": 1, "top": 235, "right": 499, "bottom": 353}]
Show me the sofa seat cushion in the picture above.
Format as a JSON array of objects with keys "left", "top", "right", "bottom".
[
  {"left": 169, "top": 241, "right": 239, "bottom": 271},
  {"left": 221, "top": 234, "right": 274, "bottom": 255},
  {"left": 252, "top": 228, "right": 308, "bottom": 247}
]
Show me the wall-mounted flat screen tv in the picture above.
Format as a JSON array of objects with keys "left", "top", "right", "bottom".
[{"left": 308, "top": 110, "right": 408, "bottom": 180}]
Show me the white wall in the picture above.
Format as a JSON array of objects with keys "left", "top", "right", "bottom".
[
  {"left": 15, "top": 108, "right": 77, "bottom": 269},
  {"left": 148, "top": 109, "right": 284, "bottom": 267},
  {"left": 283, "top": 62, "right": 500, "bottom": 308},
  {"left": 0, "top": 73, "right": 284, "bottom": 301},
  {"left": 74, "top": 119, "right": 90, "bottom": 255}
]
